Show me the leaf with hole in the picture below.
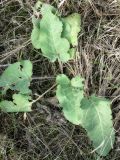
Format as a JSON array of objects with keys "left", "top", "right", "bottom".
[
  {"left": 0, "top": 60, "right": 33, "bottom": 94},
  {"left": 0, "top": 94, "right": 32, "bottom": 112}
]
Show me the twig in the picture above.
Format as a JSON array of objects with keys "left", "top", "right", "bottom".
[
  {"left": 32, "top": 83, "right": 56, "bottom": 104},
  {"left": 32, "top": 76, "right": 55, "bottom": 80},
  {"left": 0, "top": 64, "right": 10, "bottom": 67}
]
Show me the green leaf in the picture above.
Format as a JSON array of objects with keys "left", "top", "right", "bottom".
[
  {"left": 0, "top": 94, "right": 32, "bottom": 112},
  {"left": 0, "top": 60, "right": 33, "bottom": 94},
  {"left": 31, "top": 4, "right": 71, "bottom": 62},
  {"left": 56, "top": 74, "right": 70, "bottom": 86},
  {"left": 62, "top": 13, "right": 81, "bottom": 46},
  {"left": 71, "top": 75, "right": 84, "bottom": 88},
  {"left": 80, "top": 95, "right": 115, "bottom": 156},
  {"left": 31, "top": 3, "right": 53, "bottom": 49},
  {"left": 68, "top": 48, "right": 76, "bottom": 59},
  {"left": 40, "top": 4, "right": 70, "bottom": 62},
  {"left": 56, "top": 74, "right": 84, "bottom": 125},
  {"left": 31, "top": 17, "right": 41, "bottom": 49}
]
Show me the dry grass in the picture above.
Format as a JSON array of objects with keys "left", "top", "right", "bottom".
[{"left": 0, "top": 0, "right": 120, "bottom": 159}]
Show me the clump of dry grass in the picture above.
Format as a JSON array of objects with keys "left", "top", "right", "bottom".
[{"left": 0, "top": 0, "right": 120, "bottom": 159}]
